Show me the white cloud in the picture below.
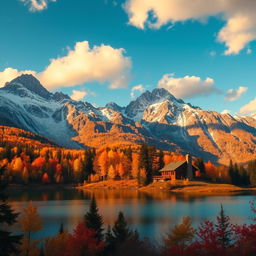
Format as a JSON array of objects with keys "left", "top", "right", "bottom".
[
  {"left": 70, "top": 90, "right": 87, "bottom": 101},
  {"left": 0, "top": 68, "right": 36, "bottom": 87},
  {"left": 20, "top": 0, "right": 56, "bottom": 12},
  {"left": 240, "top": 98, "right": 256, "bottom": 115},
  {"left": 157, "top": 73, "right": 219, "bottom": 99},
  {"left": 225, "top": 86, "right": 247, "bottom": 101},
  {"left": 124, "top": 0, "right": 256, "bottom": 55},
  {"left": 221, "top": 109, "right": 231, "bottom": 114},
  {"left": 0, "top": 41, "right": 131, "bottom": 90},
  {"left": 39, "top": 41, "right": 131, "bottom": 90},
  {"left": 130, "top": 84, "right": 145, "bottom": 98}
]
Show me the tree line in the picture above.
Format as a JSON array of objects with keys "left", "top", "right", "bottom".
[{"left": 1, "top": 141, "right": 256, "bottom": 187}]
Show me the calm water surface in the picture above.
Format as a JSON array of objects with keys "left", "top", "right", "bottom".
[{"left": 8, "top": 187, "right": 256, "bottom": 241}]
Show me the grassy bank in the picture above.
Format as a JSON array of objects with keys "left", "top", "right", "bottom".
[
  {"left": 77, "top": 179, "right": 139, "bottom": 190},
  {"left": 141, "top": 180, "right": 256, "bottom": 194},
  {"left": 77, "top": 179, "right": 256, "bottom": 194}
]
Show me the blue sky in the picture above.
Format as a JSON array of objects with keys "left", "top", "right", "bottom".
[{"left": 0, "top": 0, "right": 256, "bottom": 115}]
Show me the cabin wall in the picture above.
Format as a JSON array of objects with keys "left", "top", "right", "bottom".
[{"left": 175, "top": 163, "right": 188, "bottom": 179}]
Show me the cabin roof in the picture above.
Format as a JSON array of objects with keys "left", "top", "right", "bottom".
[{"left": 159, "top": 161, "right": 186, "bottom": 172}]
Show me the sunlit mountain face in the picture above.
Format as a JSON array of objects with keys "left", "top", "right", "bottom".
[{"left": 1, "top": 74, "right": 256, "bottom": 165}]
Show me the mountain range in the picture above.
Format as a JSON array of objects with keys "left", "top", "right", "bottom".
[{"left": 0, "top": 74, "right": 256, "bottom": 165}]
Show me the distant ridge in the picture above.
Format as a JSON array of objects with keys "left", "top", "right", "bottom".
[{"left": 0, "top": 74, "right": 256, "bottom": 164}]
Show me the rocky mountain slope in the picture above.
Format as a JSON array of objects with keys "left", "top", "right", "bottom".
[{"left": 0, "top": 74, "right": 256, "bottom": 164}]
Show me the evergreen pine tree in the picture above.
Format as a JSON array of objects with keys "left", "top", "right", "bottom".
[
  {"left": 248, "top": 160, "right": 256, "bottom": 187},
  {"left": 59, "top": 222, "right": 64, "bottom": 234},
  {"left": 158, "top": 150, "right": 165, "bottom": 170},
  {"left": 229, "top": 160, "right": 236, "bottom": 185},
  {"left": 104, "top": 225, "right": 115, "bottom": 254},
  {"left": 39, "top": 245, "right": 45, "bottom": 256},
  {"left": 0, "top": 166, "right": 22, "bottom": 256},
  {"left": 112, "top": 211, "right": 131, "bottom": 243},
  {"left": 138, "top": 144, "right": 152, "bottom": 185},
  {"left": 216, "top": 204, "right": 232, "bottom": 249},
  {"left": 84, "top": 195, "right": 104, "bottom": 240},
  {"left": 194, "top": 158, "right": 206, "bottom": 175}
]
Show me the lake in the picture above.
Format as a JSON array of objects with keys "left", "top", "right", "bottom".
[{"left": 8, "top": 187, "right": 256, "bottom": 242}]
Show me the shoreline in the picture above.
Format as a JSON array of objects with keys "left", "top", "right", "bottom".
[
  {"left": 77, "top": 179, "right": 256, "bottom": 195},
  {"left": 8, "top": 184, "right": 76, "bottom": 190},
  {"left": 7, "top": 180, "right": 256, "bottom": 195}
]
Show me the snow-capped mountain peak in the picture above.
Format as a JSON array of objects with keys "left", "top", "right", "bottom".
[
  {"left": 3, "top": 74, "right": 51, "bottom": 100},
  {"left": 105, "top": 102, "right": 124, "bottom": 112},
  {"left": 125, "top": 88, "right": 184, "bottom": 120}
]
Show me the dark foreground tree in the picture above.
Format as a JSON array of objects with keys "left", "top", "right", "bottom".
[
  {"left": 215, "top": 204, "right": 232, "bottom": 249},
  {"left": 0, "top": 165, "right": 22, "bottom": 256},
  {"left": 84, "top": 196, "right": 104, "bottom": 240},
  {"left": 112, "top": 212, "right": 131, "bottom": 243}
]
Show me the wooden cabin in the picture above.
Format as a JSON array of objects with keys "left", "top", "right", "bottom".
[{"left": 153, "top": 154, "right": 199, "bottom": 182}]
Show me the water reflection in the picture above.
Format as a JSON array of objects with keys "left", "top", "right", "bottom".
[{"left": 8, "top": 187, "right": 256, "bottom": 241}]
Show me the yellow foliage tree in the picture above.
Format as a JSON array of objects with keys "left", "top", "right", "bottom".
[
  {"left": 117, "top": 163, "right": 125, "bottom": 179},
  {"left": 73, "top": 158, "right": 83, "bottom": 172},
  {"left": 131, "top": 153, "right": 139, "bottom": 178},
  {"left": 163, "top": 154, "right": 172, "bottom": 165},
  {"left": 108, "top": 165, "right": 116, "bottom": 180},
  {"left": 12, "top": 157, "right": 23, "bottom": 172},
  {"left": 98, "top": 150, "right": 108, "bottom": 179},
  {"left": 18, "top": 202, "right": 43, "bottom": 256},
  {"left": 22, "top": 166, "right": 29, "bottom": 184},
  {"left": 164, "top": 216, "right": 195, "bottom": 247},
  {"left": 107, "top": 150, "right": 115, "bottom": 159}
]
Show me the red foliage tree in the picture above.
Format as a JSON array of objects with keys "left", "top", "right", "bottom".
[
  {"left": 232, "top": 224, "right": 256, "bottom": 255},
  {"left": 65, "top": 223, "right": 105, "bottom": 256},
  {"left": 32, "top": 157, "right": 46, "bottom": 170},
  {"left": 55, "top": 163, "right": 62, "bottom": 175},
  {"left": 42, "top": 172, "right": 50, "bottom": 184}
]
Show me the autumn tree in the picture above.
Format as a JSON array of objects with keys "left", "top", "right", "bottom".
[
  {"left": 98, "top": 150, "right": 108, "bottom": 180},
  {"left": 12, "top": 157, "right": 24, "bottom": 172},
  {"left": 44, "top": 232, "right": 70, "bottom": 256},
  {"left": 73, "top": 158, "right": 83, "bottom": 183},
  {"left": 163, "top": 154, "right": 172, "bottom": 165},
  {"left": 164, "top": 216, "right": 195, "bottom": 247},
  {"left": 108, "top": 165, "right": 116, "bottom": 180},
  {"left": 42, "top": 172, "right": 50, "bottom": 184},
  {"left": 117, "top": 163, "right": 125, "bottom": 179},
  {"left": 18, "top": 202, "right": 42, "bottom": 256},
  {"left": 31, "top": 157, "right": 46, "bottom": 171},
  {"left": 0, "top": 165, "right": 22, "bottom": 256},
  {"left": 131, "top": 153, "right": 139, "bottom": 179},
  {"left": 138, "top": 168, "right": 147, "bottom": 186},
  {"left": 22, "top": 166, "right": 29, "bottom": 184},
  {"left": 65, "top": 222, "right": 105, "bottom": 256},
  {"left": 195, "top": 220, "right": 220, "bottom": 254},
  {"left": 84, "top": 196, "right": 104, "bottom": 240}
]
